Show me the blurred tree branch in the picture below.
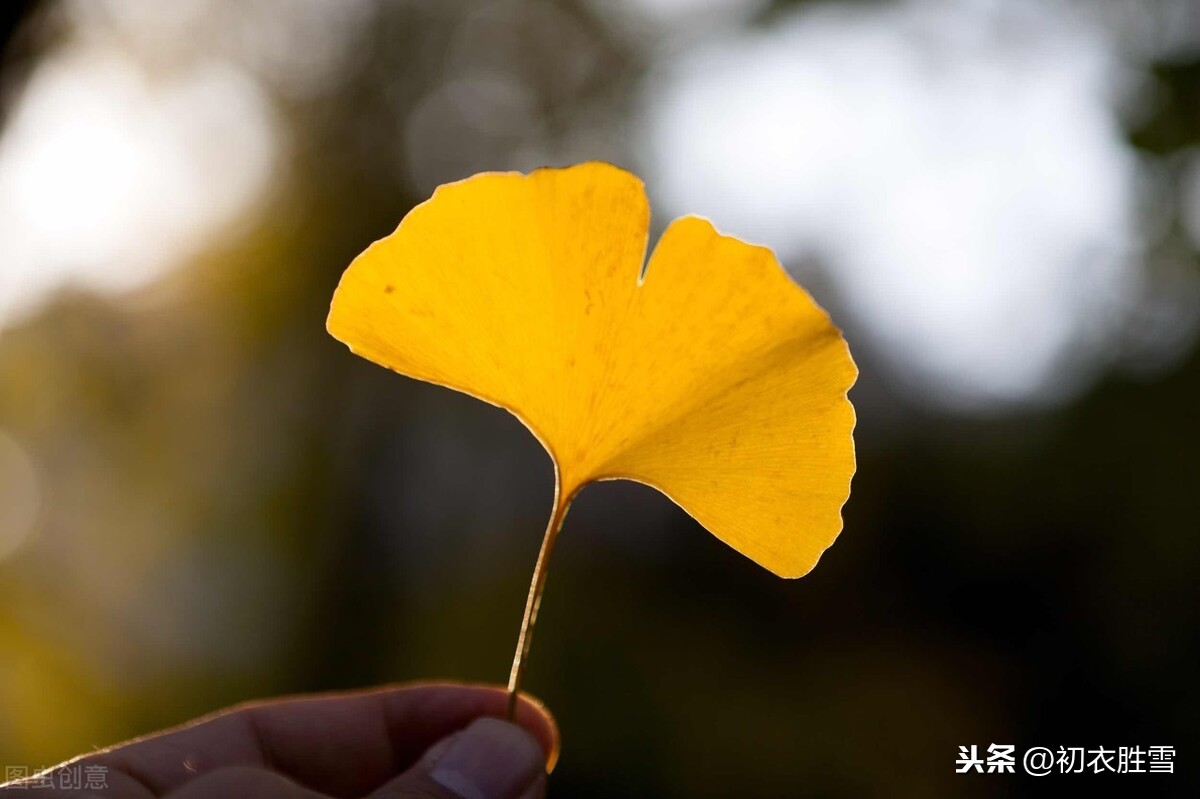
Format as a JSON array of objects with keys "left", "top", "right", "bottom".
[{"left": 0, "top": 0, "right": 45, "bottom": 129}]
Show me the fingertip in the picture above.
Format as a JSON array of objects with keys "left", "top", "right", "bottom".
[
  {"left": 427, "top": 718, "right": 545, "bottom": 799},
  {"left": 510, "top": 692, "right": 559, "bottom": 773},
  {"left": 369, "top": 682, "right": 560, "bottom": 773}
]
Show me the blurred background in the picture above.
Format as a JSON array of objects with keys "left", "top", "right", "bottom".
[{"left": 1, "top": 0, "right": 1197, "bottom": 796}]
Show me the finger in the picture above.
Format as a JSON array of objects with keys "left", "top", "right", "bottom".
[
  {"left": 368, "top": 717, "right": 546, "bottom": 799},
  {"left": 164, "top": 766, "right": 327, "bottom": 799},
  {"left": 80, "top": 683, "right": 557, "bottom": 798}
]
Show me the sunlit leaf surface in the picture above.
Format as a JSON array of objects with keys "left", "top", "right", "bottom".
[{"left": 328, "top": 162, "right": 856, "bottom": 577}]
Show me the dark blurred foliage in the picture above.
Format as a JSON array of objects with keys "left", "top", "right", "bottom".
[
  {"left": 0, "top": 2, "right": 42, "bottom": 123},
  {"left": 0, "top": 1, "right": 1197, "bottom": 797}
]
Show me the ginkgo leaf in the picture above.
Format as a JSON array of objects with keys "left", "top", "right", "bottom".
[
  {"left": 329, "top": 161, "right": 856, "bottom": 577},
  {"left": 327, "top": 162, "right": 856, "bottom": 712}
]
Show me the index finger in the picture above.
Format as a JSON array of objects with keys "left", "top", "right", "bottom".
[{"left": 79, "top": 682, "right": 558, "bottom": 798}]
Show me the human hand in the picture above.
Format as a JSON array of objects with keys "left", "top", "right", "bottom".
[{"left": 1, "top": 682, "right": 558, "bottom": 799}]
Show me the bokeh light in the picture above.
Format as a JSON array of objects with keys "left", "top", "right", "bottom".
[
  {"left": 643, "top": 0, "right": 1199, "bottom": 410},
  {"left": 0, "top": 33, "right": 277, "bottom": 326}
]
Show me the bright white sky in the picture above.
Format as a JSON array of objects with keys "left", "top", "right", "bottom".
[
  {"left": 594, "top": 0, "right": 767, "bottom": 26},
  {"left": 0, "top": 0, "right": 379, "bottom": 332},
  {"left": 0, "top": 44, "right": 277, "bottom": 327},
  {"left": 641, "top": 0, "right": 1182, "bottom": 410},
  {"left": 0, "top": 0, "right": 330, "bottom": 332}
]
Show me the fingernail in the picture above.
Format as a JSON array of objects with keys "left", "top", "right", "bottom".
[{"left": 429, "top": 717, "right": 544, "bottom": 799}]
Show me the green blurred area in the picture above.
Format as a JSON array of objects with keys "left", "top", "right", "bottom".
[{"left": 1, "top": 1, "right": 1198, "bottom": 797}]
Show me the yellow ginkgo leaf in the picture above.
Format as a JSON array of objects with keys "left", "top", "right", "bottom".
[{"left": 328, "top": 162, "right": 856, "bottom": 709}]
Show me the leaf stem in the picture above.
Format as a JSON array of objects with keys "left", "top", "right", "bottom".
[{"left": 506, "top": 479, "right": 574, "bottom": 718}]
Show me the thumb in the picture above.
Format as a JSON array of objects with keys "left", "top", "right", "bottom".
[{"left": 369, "top": 717, "right": 548, "bottom": 799}]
